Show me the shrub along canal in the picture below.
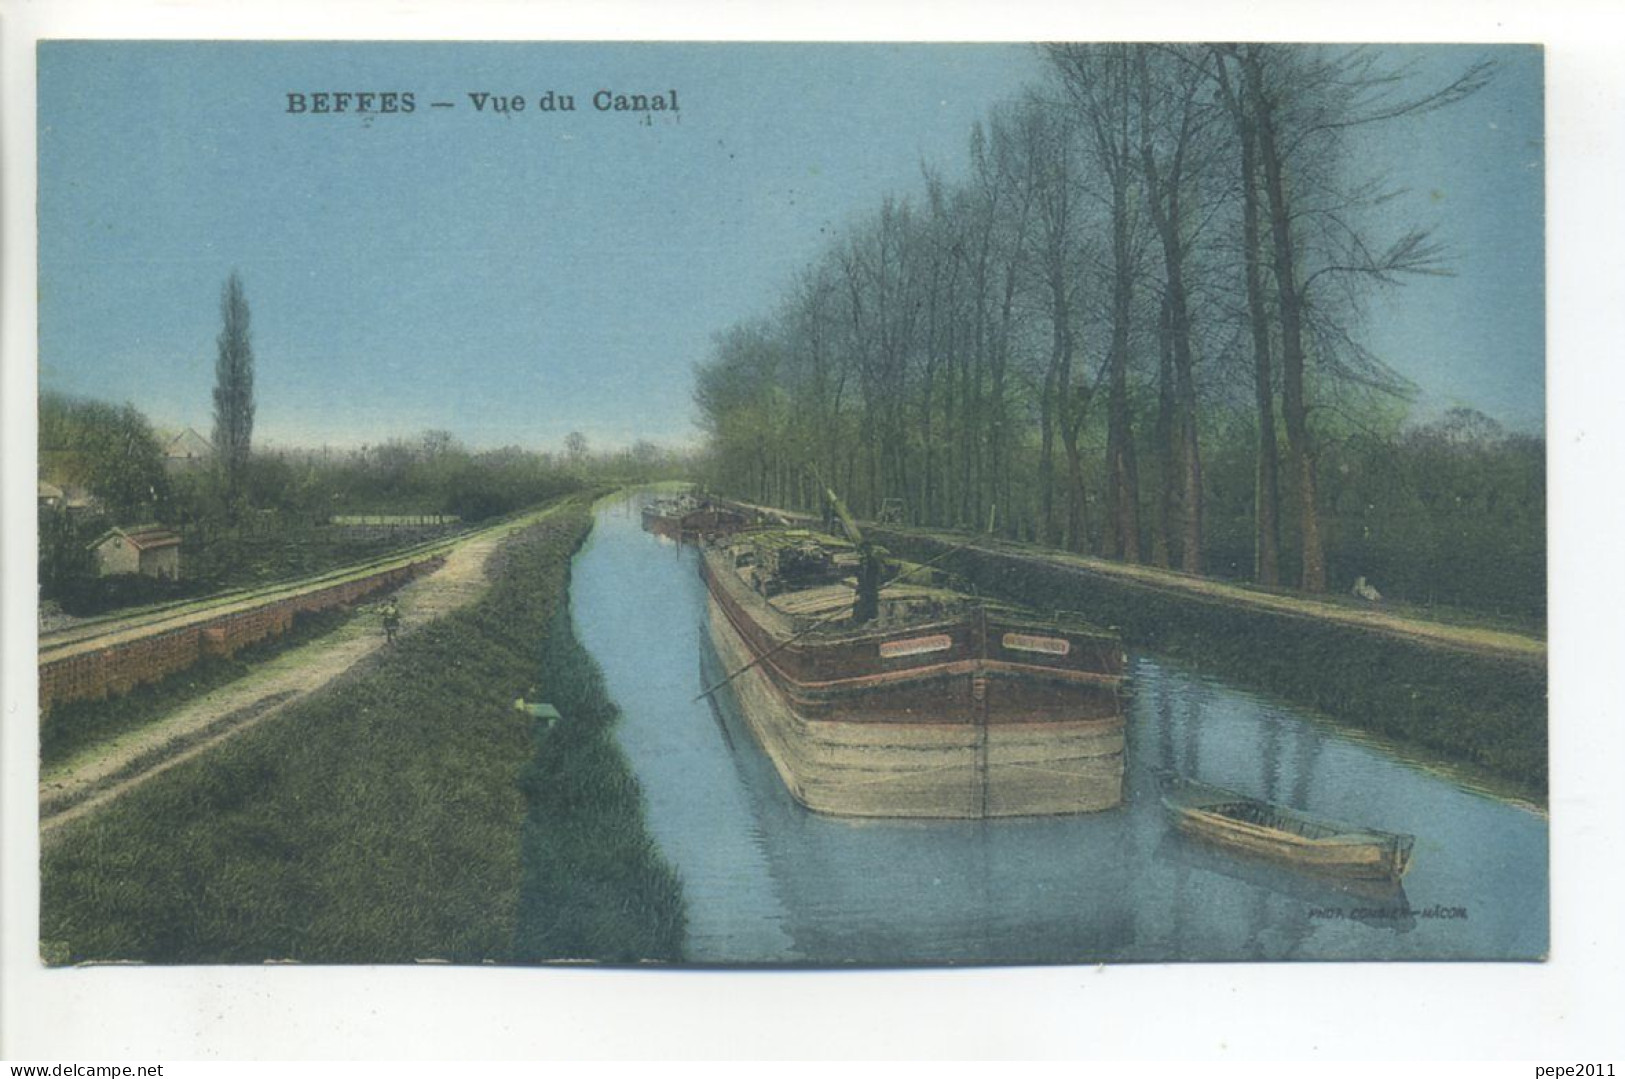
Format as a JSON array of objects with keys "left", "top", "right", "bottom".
[{"left": 573, "top": 493, "right": 1547, "bottom": 964}]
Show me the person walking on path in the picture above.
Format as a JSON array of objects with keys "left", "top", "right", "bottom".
[{"left": 381, "top": 597, "right": 401, "bottom": 644}]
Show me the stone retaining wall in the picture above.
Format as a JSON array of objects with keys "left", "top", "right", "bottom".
[{"left": 40, "top": 556, "right": 444, "bottom": 713}]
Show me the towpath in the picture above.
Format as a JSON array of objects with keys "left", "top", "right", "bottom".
[
  {"left": 39, "top": 504, "right": 563, "bottom": 838},
  {"left": 895, "top": 528, "right": 1547, "bottom": 666},
  {"left": 717, "top": 498, "right": 1545, "bottom": 667}
]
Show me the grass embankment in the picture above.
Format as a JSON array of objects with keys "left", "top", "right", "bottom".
[
  {"left": 184, "top": 525, "right": 463, "bottom": 592},
  {"left": 512, "top": 604, "right": 685, "bottom": 962},
  {"left": 51, "top": 524, "right": 465, "bottom": 618},
  {"left": 41, "top": 608, "right": 353, "bottom": 769},
  {"left": 877, "top": 530, "right": 1548, "bottom": 799},
  {"left": 42, "top": 498, "right": 685, "bottom": 964}
]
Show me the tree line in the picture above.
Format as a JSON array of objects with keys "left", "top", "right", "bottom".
[{"left": 694, "top": 44, "right": 1542, "bottom": 619}]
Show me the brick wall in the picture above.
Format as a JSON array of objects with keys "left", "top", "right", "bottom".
[{"left": 39, "top": 555, "right": 444, "bottom": 713}]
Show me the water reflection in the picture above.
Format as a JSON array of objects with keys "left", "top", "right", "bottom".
[
  {"left": 698, "top": 637, "right": 1136, "bottom": 965},
  {"left": 572, "top": 493, "right": 1548, "bottom": 964}
]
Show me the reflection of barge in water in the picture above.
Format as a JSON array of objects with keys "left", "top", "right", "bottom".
[
  {"left": 699, "top": 523, "right": 1128, "bottom": 819},
  {"left": 693, "top": 631, "right": 1141, "bottom": 964}
]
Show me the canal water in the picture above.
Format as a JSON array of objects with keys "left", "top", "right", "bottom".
[{"left": 570, "top": 493, "right": 1548, "bottom": 964}]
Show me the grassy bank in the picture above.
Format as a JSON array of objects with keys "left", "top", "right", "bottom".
[
  {"left": 182, "top": 524, "right": 463, "bottom": 592},
  {"left": 48, "top": 521, "right": 465, "bottom": 618},
  {"left": 512, "top": 603, "right": 685, "bottom": 962},
  {"left": 41, "top": 497, "right": 686, "bottom": 964},
  {"left": 878, "top": 530, "right": 1547, "bottom": 799}
]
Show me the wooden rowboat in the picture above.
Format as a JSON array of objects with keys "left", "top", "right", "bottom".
[{"left": 1159, "top": 773, "right": 1415, "bottom": 883}]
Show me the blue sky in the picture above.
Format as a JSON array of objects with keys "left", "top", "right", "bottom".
[
  {"left": 37, "top": 42, "right": 1542, "bottom": 451},
  {"left": 1350, "top": 45, "right": 1544, "bottom": 431}
]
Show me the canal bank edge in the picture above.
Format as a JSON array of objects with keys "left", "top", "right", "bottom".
[
  {"left": 701, "top": 497, "right": 1544, "bottom": 801},
  {"left": 873, "top": 527, "right": 1547, "bottom": 801},
  {"left": 41, "top": 492, "right": 686, "bottom": 964}
]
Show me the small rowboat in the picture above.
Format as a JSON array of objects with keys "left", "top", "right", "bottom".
[{"left": 1159, "top": 773, "right": 1415, "bottom": 883}]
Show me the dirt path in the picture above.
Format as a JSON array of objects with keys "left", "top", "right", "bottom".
[
  {"left": 39, "top": 507, "right": 558, "bottom": 838},
  {"left": 718, "top": 496, "right": 1544, "bottom": 665},
  {"left": 883, "top": 528, "right": 1547, "bottom": 667}
]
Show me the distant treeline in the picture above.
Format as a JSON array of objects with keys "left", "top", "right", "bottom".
[
  {"left": 38, "top": 391, "right": 693, "bottom": 610},
  {"left": 693, "top": 44, "right": 1543, "bottom": 623},
  {"left": 252, "top": 432, "right": 583, "bottom": 523}
]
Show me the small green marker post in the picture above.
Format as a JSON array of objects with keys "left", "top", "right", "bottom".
[{"left": 514, "top": 699, "right": 562, "bottom": 730}]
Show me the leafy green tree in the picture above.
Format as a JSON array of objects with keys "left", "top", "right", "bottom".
[
  {"left": 38, "top": 393, "right": 169, "bottom": 604},
  {"left": 39, "top": 392, "right": 168, "bottom": 518},
  {"left": 38, "top": 504, "right": 96, "bottom": 603}
]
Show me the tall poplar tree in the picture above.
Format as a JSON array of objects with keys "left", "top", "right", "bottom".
[{"left": 212, "top": 270, "right": 255, "bottom": 518}]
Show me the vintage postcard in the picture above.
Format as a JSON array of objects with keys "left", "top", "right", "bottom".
[
  {"left": 10, "top": 0, "right": 1625, "bottom": 1054},
  {"left": 22, "top": 31, "right": 1555, "bottom": 990}
]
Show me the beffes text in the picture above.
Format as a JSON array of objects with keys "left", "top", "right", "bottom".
[{"left": 285, "top": 90, "right": 681, "bottom": 115}]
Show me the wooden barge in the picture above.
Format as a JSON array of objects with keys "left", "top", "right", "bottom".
[
  {"left": 700, "top": 527, "right": 1128, "bottom": 818},
  {"left": 642, "top": 494, "right": 753, "bottom": 543},
  {"left": 1159, "top": 773, "right": 1415, "bottom": 883}
]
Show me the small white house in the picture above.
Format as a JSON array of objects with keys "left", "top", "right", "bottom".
[{"left": 89, "top": 525, "right": 182, "bottom": 579}]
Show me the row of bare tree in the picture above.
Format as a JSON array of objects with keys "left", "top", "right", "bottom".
[{"left": 695, "top": 44, "right": 1492, "bottom": 592}]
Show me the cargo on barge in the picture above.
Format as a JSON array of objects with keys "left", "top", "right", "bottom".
[
  {"left": 699, "top": 522, "right": 1128, "bottom": 819},
  {"left": 642, "top": 493, "right": 753, "bottom": 543}
]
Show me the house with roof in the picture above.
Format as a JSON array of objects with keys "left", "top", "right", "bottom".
[
  {"left": 88, "top": 525, "right": 182, "bottom": 579},
  {"left": 163, "top": 427, "right": 213, "bottom": 474},
  {"left": 38, "top": 479, "right": 97, "bottom": 512}
]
